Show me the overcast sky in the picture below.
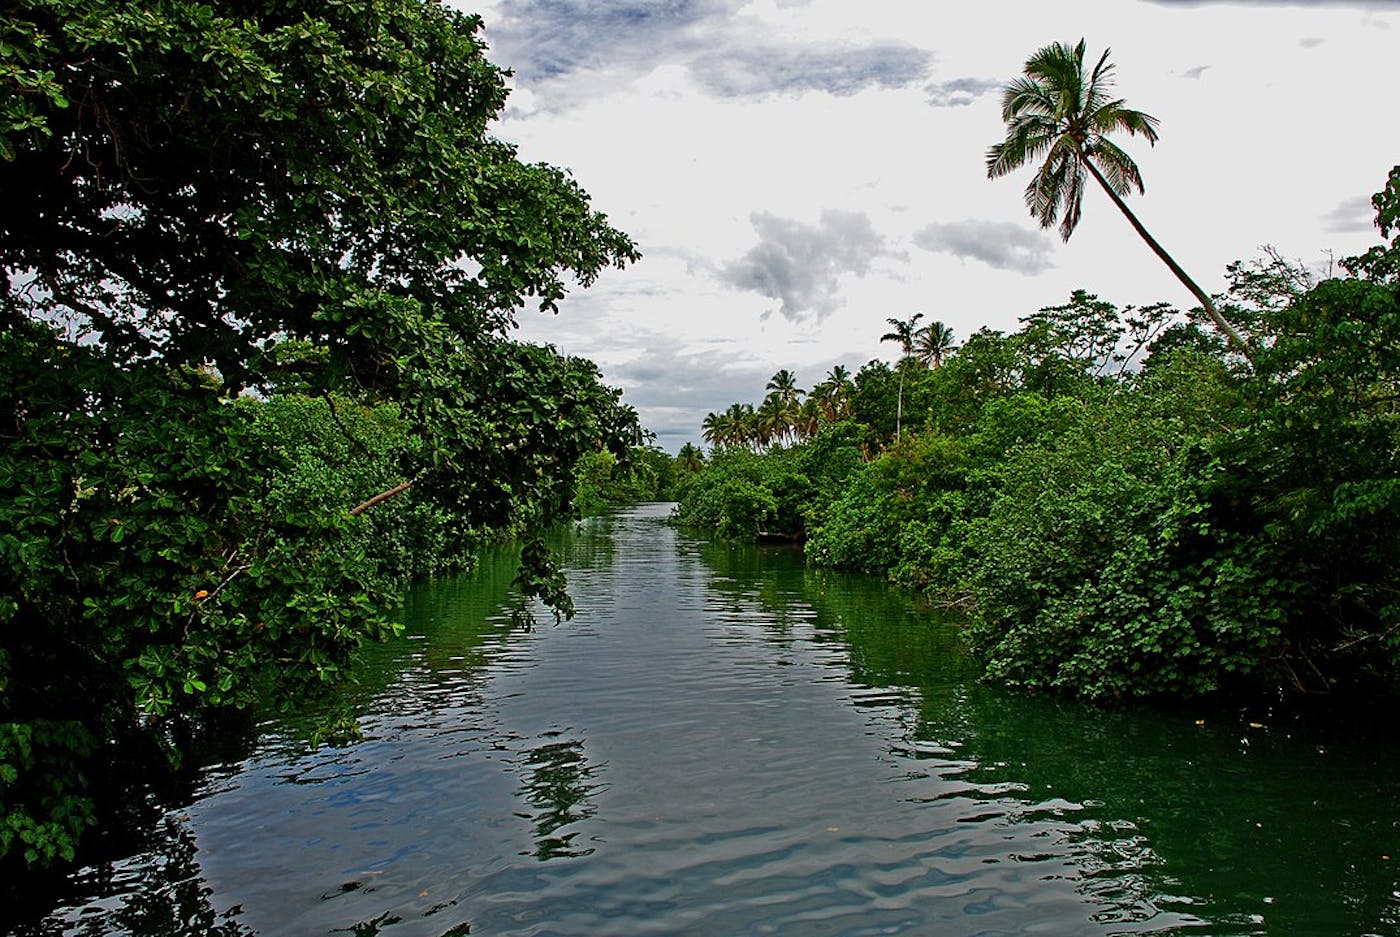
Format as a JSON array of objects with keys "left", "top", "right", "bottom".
[{"left": 451, "top": 0, "right": 1400, "bottom": 452}]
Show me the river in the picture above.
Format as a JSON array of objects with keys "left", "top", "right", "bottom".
[{"left": 14, "top": 503, "right": 1400, "bottom": 936}]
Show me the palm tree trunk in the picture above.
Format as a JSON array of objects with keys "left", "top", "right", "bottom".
[
  {"left": 1080, "top": 157, "right": 1254, "bottom": 362},
  {"left": 895, "top": 369, "right": 905, "bottom": 439}
]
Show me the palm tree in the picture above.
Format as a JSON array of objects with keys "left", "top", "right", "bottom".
[
  {"left": 880, "top": 314, "right": 923, "bottom": 358},
  {"left": 795, "top": 397, "right": 822, "bottom": 441},
  {"left": 825, "top": 363, "right": 851, "bottom": 387},
  {"left": 914, "top": 321, "right": 956, "bottom": 368},
  {"left": 765, "top": 368, "right": 804, "bottom": 406},
  {"left": 704, "top": 404, "right": 752, "bottom": 449},
  {"left": 880, "top": 313, "right": 923, "bottom": 438},
  {"left": 755, "top": 395, "right": 785, "bottom": 449},
  {"left": 986, "top": 40, "right": 1251, "bottom": 360},
  {"left": 812, "top": 364, "right": 852, "bottom": 422},
  {"left": 701, "top": 411, "right": 723, "bottom": 448},
  {"left": 727, "top": 402, "right": 756, "bottom": 449},
  {"left": 765, "top": 369, "right": 807, "bottom": 445},
  {"left": 676, "top": 442, "right": 704, "bottom": 473}
]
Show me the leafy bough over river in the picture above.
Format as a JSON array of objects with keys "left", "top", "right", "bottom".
[{"left": 12, "top": 503, "right": 1400, "bottom": 936}]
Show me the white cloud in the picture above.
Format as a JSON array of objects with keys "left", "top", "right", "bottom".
[
  {"left": 1320, "top": 194, "right": 1377, "bottom": 233},
  {"left": 691, "top": 42, "right": 932, "bottom": 98},
  {"left": 914, "top": 221, "right": 1057, "bottom": 275},
  {"left": 925, "top": 77, "right": 1001, "bottom": 107},
  {"left": 719, "top": 211, "right": 899, "bottom": 321}
]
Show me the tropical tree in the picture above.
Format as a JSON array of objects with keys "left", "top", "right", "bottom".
[
  {"left": 985, "top": 40, "right": 1251, "bottom": 359},
  {"left": 914, "top": 321, "right": 957, "bottom": 368},
  {"left": 881, "top": 314, "right": 924, "bottom": 358},
  {"left": 1, "top": 0, "right": 640, "bottom": 873},
  {"left": 703, "top": 404, "right": 751, "bottom": 449},
  {"left": 723, "top": 402, "right": 756, "bottom": 449},
  {"left": 701, "top": 411, "right": 724, "bottom": 447},
  {"left": 676, "top": 443, "right": 705, "bottom": 474},
  {"left": 812, "top": 364, "right": 853, "bottom": 422},
  {"left": 796, "top": 397, "right": 822, "bottom": 440},
  {"left": 766, "top": 368, "right": 806, "bottom": 442},
  {"left": 755, "top": 395, "right": 787, "bottom": 448},
  {"left": 765, "top": 368, "right": 804, "bottom": 408},
  {"left": 880, "top": 313, "right": 924, "bottom": 438}
]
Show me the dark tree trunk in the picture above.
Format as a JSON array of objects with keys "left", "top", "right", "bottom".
[{"left": 1081, "top": 156, "right": 1254, "bottom": 362}]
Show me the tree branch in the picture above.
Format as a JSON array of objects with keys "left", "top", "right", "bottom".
[{"left": 350, "top": 480, "right": 413, "bottom": 516}]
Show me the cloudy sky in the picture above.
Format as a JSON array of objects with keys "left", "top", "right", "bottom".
[{"left": 452, "top": 0, "right": 1400, "bottom": 451}]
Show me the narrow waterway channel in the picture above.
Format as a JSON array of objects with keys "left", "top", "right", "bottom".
[{"left": 17, "top": 503, "right": 1400, "bottom": 936}]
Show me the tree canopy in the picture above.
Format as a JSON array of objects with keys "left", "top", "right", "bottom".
[{"left": 1, "top": 0, "right": 640, "bottom": 874}]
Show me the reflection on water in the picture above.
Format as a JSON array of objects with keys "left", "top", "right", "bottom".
[
  {"left": 515, "top": 733, "right": 601, "bottom": 861},
  {"left": 20, "top": 816, "right": 254, "bottom": 937},
  {"left": 12, "top": 504, "right": 1400, "bottom": 936}
]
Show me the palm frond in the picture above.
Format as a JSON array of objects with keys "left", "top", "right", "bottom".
[
  {"left": 1085, "top": 47, "right": 1116, "bottom": 104},
  {"left": 1026, "top": 154, "right": 1071, "bottom": 228},
  {"left": 1025, "top": 41, "right": 1085, "bottom": 119},
  {"left": 1025, "top": 40, "right": 1084, "bottom": 88},
  {"left": 1058, "top": 157, "right": 1087, "bottom": 241},
  {"left": 1001, "top": 76, "right": 1055, "bottom": 121},
  {"left": 987, "top": 116, "right": 1058, "bottom": 178},
  {"left": 1089, "top": 137, "right": 1146, "bottom": 194},
  {"left": 1112, "top": 105, "right": 1160, "bottom": 143}
]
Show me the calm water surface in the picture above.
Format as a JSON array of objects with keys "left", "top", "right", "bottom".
[{"left": 16, "top": 503, "right": 1400, "bottom": 936}]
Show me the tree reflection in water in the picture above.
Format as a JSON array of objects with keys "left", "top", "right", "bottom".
[
  {"left": 21, "top": 816, "right": 252, "bottom": 937},
  {"left": 514, "top": 731, "right": 602, "bottom": 861}
]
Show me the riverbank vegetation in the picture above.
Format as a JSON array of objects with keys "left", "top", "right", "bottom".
[
  {"left": 574, "top": 445, "right": 687, "bottom": 515},
  {"left": 679, "top": 40, "right": 1399, "bottom": 706},
  {"left": 677, "top": 164, "right": 1400, "bottom": 706},
  {"left": 1, "top": 0, "right": 639, "bottom": 876}
]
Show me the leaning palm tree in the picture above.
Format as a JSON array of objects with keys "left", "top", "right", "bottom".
[
  {"left": 914, "top": 321, "right": 956, "bottom": 368},
  {"left": 880, "top": 313, "right": 923, "bottom": 439},
  {"left": 986, "top": 40, "right": 1251, "bottom": 359}
]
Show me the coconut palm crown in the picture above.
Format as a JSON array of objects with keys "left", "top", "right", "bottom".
[
  {"left": 986, "top": 40, "right": 1252, "bottom": 359},
  {"left": 986, "top": 39, "right": 1158, "bottom": 242},
  {"left": 880, "top": 313, "right": 924, "bottom": 358},
  {"left": 880, "top": 312, "right": 924, "bottom": 439},
  {"left": 914, "top": 321, "right": 956, "bottom": 368}
]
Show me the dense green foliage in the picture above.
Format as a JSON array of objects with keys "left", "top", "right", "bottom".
[
  {"left": 1, "top": 0, "right": 640, "bottom": 873},
  {"left": 574, "top": 445, "right": 684, "bottom": 515},
  {"left": 679, "top": 166, "right": 1400, "bottom": 706},
  {"left": 673, "top": 424, "right": 867, "bottom": 540}
]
